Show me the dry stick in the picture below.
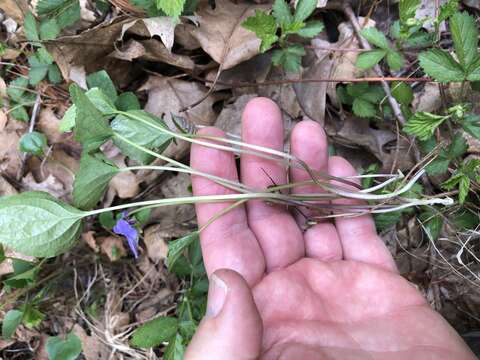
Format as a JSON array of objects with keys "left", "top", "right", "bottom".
[
  {"left": 342, "top": 2, "right": 433, "bottom": 193},
  {"left": 16, "top": 93, "right": 41, "bottom": 181}
]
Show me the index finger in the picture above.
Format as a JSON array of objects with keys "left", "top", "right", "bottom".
[{"left": 190, "top": 127, "right": 265, "bottom": 286}]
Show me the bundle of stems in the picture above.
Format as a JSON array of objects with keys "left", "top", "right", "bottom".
[{"left": 86, "top": 111, "right": 453, "bottom": 226}]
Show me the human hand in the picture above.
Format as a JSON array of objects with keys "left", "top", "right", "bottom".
[{"left": 185, "top": 98, "right": 475, "bottom": 359}]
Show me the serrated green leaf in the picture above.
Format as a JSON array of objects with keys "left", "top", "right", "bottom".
[
  {"left": 404, "top": 112, "right": 447, "bottom": 140},
  {"left": 28, "top": 54, "right": 49, "bottom": 85},
  {"left": 59, "top": 106, "right": 76, "bottom": 133},
  {"left": 0, "top": 245, "right": 5, "bottom": 264},
  {"left": 419, "top": 210, "right": 443, "bottom": 241},
  {"left": 356, "top": 49, "right": 387, "bottom": 69},
  {"left": 2, "top": 310, "right": 23, "bottom": 339},
  {"left": 156, "top": 0, "right": 185, "bottom": 17},
  {"left": 70, "top": 84, "right": 113, "bottom": 149},
  {"left": 7, "top": 77, "right": 29, "bottom": 103},
  {"left": 115, "top": 92, "right": 141, "bottom": 111},
  {"left": 426, "top": 156, "right": 450, "bottom": 175},
  {"left": 375, "top": 211, "right": 403, "bottom": 231},
  {"left": 399, "top": 0, "right": 421, "bottom": 24},
  {"left": 111, "top": 110, "right": 173, "bottom": 164},
  {"left": 391, "top": 81, "right": 413, "bottom": 105},
  {"left": 86, "top": 70, "right": 118, "bottom": 101},
  {"left": 358, "top": 85, "right": 385, "bottom": 103},
  {"left": 294, "top": 0, "right": 317, "bottom": 23},
  {"left": 242, "top": 11, "right": 278, "bottom": 53},
  {"left": 296, "top": 20, "right": 324, "bottom": 38},
  {"left": 462, "top": 115, "right": 480, "bottom": 139},
  {"left": 46, "top": 332, "right": 82, "bottom": 360},
  {"left": 438, "top": 0, "right": 459, "bottom": 23},
  {"left": 131, "top": 317, "right": 178, "bottom": 348},
  {"left": 39, "top": 18, "right": 60, "bottom": 40},
  {"left": 24, "top": 12, "right": 40, "bottom": 42},
  {"left": 272, "top": 0, "right": 293, "bottom": 28},
  {"left": 21, "top": 305, "right": 45, "bottom": 328},
  {"left": 449, "top": 132, "right": 468, "bottom": 158},
  {"left": 36, "top": 0, "right": 81, "bottom": 29},
  {"left": 466, "top": 56, "right": 480, "bottom": 81},
  {"left": 419, "top": 49, "right": 465, "bottom": 82},
  {"left": 0, "top": 192, "right": 84, "bottom": 257},
  {"left": 10, "top": 106, "right": 30, "bottom": 122},
  {"left": 272, "top": 44, "right": 305, "bottom": 72},
  {"left": 450, "top": 12, "right": 478, "bottom": 69},
  {"left": 352, "top": 98, "right": 377, "bottom": 118},
  {"left": 73, "top": 153, "right": 119, "bottom": 210},
  {"left": 386, "top": 50, "right": 405, "bottom": 71},
  {"left": 167, "top": 232, "right": 199, "bottom": 271},
  {"left": 19, "top": 131, "right": 47, "bottom": 156},
  {"left": 360, "top": 27, "right": 390, "bottom": 49},
  {"left": 458, "top": 176, "right": 470, "bottom": 204}
]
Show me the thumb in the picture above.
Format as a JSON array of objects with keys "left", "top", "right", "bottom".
[{"left": 185, "top": 269, "right": 263, "bottom": 360}]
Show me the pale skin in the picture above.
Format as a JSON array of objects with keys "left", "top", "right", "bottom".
[{"left": 185, "top": 98, "right": 476, "bottom": 360}]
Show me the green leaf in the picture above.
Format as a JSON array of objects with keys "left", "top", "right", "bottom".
[
  {"left": 386, "top": 50, "right": 405, "bottom": 71},
  {"left": 73, "top": 153, "right": 119, "bottom": 210},
  {"left": 48, "top": 64, "right": 63, "bottom": 84},
  {"left": 19, "top": 131, "right": 47, "bottom": 156},
  {"left": 466, "top": 56, "right": 480, "bottom": 81},
  {"left": 99, "top": 211, "right": 115, "bottom": 229},
  {"left": 4, "top": 259, "right": 39, "bottom": 288},
  {"left": 419, "top": 49, "right": 465, "bottom": 82},
  {"left": 156, "top": 0, "right": 185, "bottom": 17},
  {"left": 399, "top": 0, "right": 421, "bottom": 24},
  {"left": 167, "top": 232, "right": 199, "bottom": 271},
  {"left": 458, "top": 176, "right": 470, "bottom": 204},
  {"left": 2, "top": 310, "right": 23, "bottom": 339},
  {"left": 438, "top": 0, "right": 459, "bottom": 23},
  {"left": 360, "top": 27, "right": 390, "bottom": 49},
  {"left": 272, "top": 0, "right": 293, "bottom": 28},
  {"left": 46, "top": 332, "right": 82, "bottom": 360},
  {"left": 21, "top": 305, "right": 45, "bottom": 328},
  {"left": 452, "top": 209, "right": 478, "bottom": 229},
  {"left": 272, "top": 44, "right": 305, "bottom": 72},
  {"left": 294, "top": 0, "right": 317, "bottom": 23},
  {"left": 24, "top": 12, "right": 40, "bottom": 42},
  {"left": 426, "top": 156, "right": 450, "bottom": 175},
  {"left": 28, "top": 54, "right": 49, "bottom": 85},
  {"left": 36, "top": 0, "right": 81, "bottom": 29},
  {"left": 164, "top": 333, "right": 185, "bottom": 360},
  {"left": 0, "top": 192, "right": 84, "bottom": 258},
  {"left": 375, "top": 211, "right": 403, "bottom": 231},
  {"left": 59, "top": 106, "right": 76, "bottom": 133},
  {"left": 130, "top": 317, "right": 178, "bottom": 348},
  {"left": 356, "top": 49, "right": 387, "bottom": 70},
  {"left": 39, "top": 18, "right": 60, "bottom": 40},
  {"left": 10, "top": 106, "right": 30, "bottom": 122},
  {"left": 69, "top": 84, "right": 113, "bottom": 149},
  {"left": 391, "top": 81, "right": 413, "bottom": 105},
  {"left": 296, "top": 20, "right": 324, "bottom": 38},
  {"left": 448, "top": 132, "right": 468, "bottom": 158},
  {"left": 404, "top": 112, "right": 448, "bottom": 140},
  {"left": 419, "top": 210, "right": 443, "bottom": 241},
  {"left": 0, "top": 245, "right": 5, "bottom": 264},
  {"left": 7, "top": 77, "right": 29, "bottom": 103},
  {"left": 115, "top": 92, "right": 141, "bottom": 111},
  {"left": 242, "top": 11, "right": 278, "bottom": 53},
  {"left": 86, "top": 70, "right": 118, "bottom": 101},
  {"left": 449, "top": 12, "right": 478, "bottom": 69},
  {"left": 462, "top": 115, "right": 480, "bottom": 139},
  {"left": 111, "top": 110, "right": 173, "bottom": 164},
  {"left": 352, "top": 98, "right": 377, "bottom": 118}
]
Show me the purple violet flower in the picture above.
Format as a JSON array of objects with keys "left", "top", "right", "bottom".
[{"left": 113, "top": 212, "right": 139, "bottom": 258}]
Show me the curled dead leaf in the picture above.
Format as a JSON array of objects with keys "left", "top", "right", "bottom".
[
  {"left": 99, "top": 236, "right": 127, "bottom": 261},
  {"left": 82, "top": 231, "right": 99, "bottom": 252},
  {"left": 143, "top": 224, "right": 169, "bottom": 262}
]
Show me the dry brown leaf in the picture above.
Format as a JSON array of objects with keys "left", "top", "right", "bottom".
[
  {"left": 191, "top": 0, "right": 267, "bottom": 70},
  {"left": 120, "top": 17, "right": 177, "bottom": 52},
  {"left": 109, "top": 156, "right": 139, "bottom": 199},
  {"left": 37, "top": 108, "right": 63, "bottom": 144},
  {"left": 82, "top": 231, "right": 99, "bottom": 252},
  {"left": 22, "top": 173, "right": 67, "bottom": 198},
  {"left": 0, "top": 0, "right": 27, "bottom": 23},
  {"left": 175, "top": 23, "right": 201, "bottom": 50},
  {"left": 73, "top": 324, "right": 109, "bottom": 360},
  {"left": 111, "top": 39, "right": 195, "bottom": 70},
  {"left": 0, "top": 175, "right": 17, "bottom": 196},
  {"left": 99, "top": 236, "right": 127, "bottom": 261},
  {"left": 0, "top": 110, "right": 7, "bottom": 131},
  {"left": 0, "top": 77, "right": 7, "bottom": 98},
  {"left": 215, "top": 94, "right": 257, "bottom": 137},
  {"left": 143, "top": 224, "right": 169, "bottom": 262},
  {"left": 0, "top": 127, "right": 22, "bottom": 178},
  {"left": 139, "top": 76, "right": 218, "bottom": 177}
]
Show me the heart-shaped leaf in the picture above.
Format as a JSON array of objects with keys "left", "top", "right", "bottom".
[
  {"left": 73, "top": 153, "right": 119, "bottom": 210},
  {"left": 0, "top": 192, "right": 85, "bottom": 258}
]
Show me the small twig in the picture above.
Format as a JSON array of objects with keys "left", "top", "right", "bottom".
[{"left": 16, "top": 93, "right": 41, "bottom": 181}]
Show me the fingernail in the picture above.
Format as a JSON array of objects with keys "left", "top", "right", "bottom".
[{"left": 206, "top": 274, "right": 227, "bottom": 318}]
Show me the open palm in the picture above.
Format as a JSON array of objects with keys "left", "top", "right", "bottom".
[{"left": 185, "top": 98, "right": 475, "bottom": 359}]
